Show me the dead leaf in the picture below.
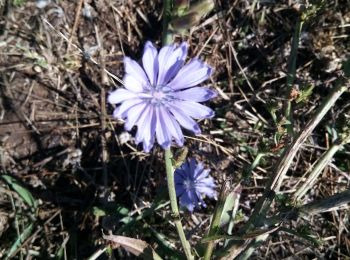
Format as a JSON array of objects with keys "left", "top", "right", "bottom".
[{"left": 103, "top": 234, "right": 162, "bottom": 259}]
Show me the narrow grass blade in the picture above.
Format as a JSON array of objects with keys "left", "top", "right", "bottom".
[
  {"left": 1, "top": 175, "right": 37, "bottom": 211},
  {"left": 6, "top": 223, "right": 34, "bottom": 259}
]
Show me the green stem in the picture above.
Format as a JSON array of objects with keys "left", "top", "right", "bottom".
[
  {"left": 162, "top": 0, "right": 173, "bottom": 45},
  {"left": 165, "top": 149, "right": 194, "bottom": 260},
  {"left": 245, "top": 152, "right": 269, "bottom": 178},
  {"left": 161, "top": 1, "right": 192, "bottom": 258},
  {"left": 284, "top": 18, "right": 304, "bottom": 136},
  {"left": 203, "top": 182, "right": 230, "bottom": 260}
]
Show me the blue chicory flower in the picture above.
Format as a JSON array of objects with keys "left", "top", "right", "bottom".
[
  {"left": 175, "top": 158, "right": 216, "bottom": 212},
  {"left": 108, "top": 41, "right": 216, "bottom": 152}
]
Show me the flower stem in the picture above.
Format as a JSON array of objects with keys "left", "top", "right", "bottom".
[
  {"left": 164, "top": 149, "right": 194, "bottom": 260},
  {"left": 162, "top": 0, "right": 173, "bottom": 45},
  {"left": 162, "top": 1, "right": 193, "bottom": 259}
]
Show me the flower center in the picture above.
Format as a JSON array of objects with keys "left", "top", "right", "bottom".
[
  {"left": 152, "top": 89, "right": 166, "bottom": 100},
  {"left": 183, "top": 178, "right": 195, "bottom": 191},
  {"left": 147, "top": 85, "right": 174, "bottom": 106}
]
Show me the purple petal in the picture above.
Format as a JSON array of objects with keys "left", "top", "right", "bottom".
[
  {"left": 197, "top": 175, "right": 216, "bottom": 187},
  {"left": 162, "top": 108, "right": 185, "bottom": 146},
  {"left": 168, "top": 58, "right": 213, "bottom": 90},
  {"left": 174, "top": 158, "right": 217, "bottom": 212},
  {"left": 124, "top": 57, "right": 149, "bottom": 87},
  {"left": 168, "top": 106, "right": 201, "bottom": 135},
  {"left": 172, "top": 101, "right": 215, "bottom": 119},
  {"left": 142, "top": 109, "right": 156, "bottom": 152},
  {"left": 175, "top": 169, "right": 187, "bottom": 181},
  {"left": 179, "top": 190, "right": 197, "bottom": 212},
  {"left": 135, "top": 105, "right": 156, "bottom": 152},
  {"left": 113, "top": 99, "right": 144, "bottom": 119},
  {"left": 124, "top": 102, "right": 148, "bottom": 130},
  {"left": 143, "top": 137, "right": 156, "bottom": 152},
  {"left": 155, "top": 107, "right": 172, "bottom": 149},
  {"left": 180, "top": 162, "right": 191, "bottom": 178},
  {"left": 195, "top": 191, "right": 207, "bottom": 207},
  {"left": 196, "top": 183, "right": 216, "bottom": 198},
  {"left": 157, "top": 42, "right": 188, "bottom": 85},
  {"left": 194, "top": 168, "right": 209, "bottom": 180},
  {"left": 108, "top": 88, "right": 138, "bottom": 104},
  {"left": 193, "top": 163, "right": 205, "bottom": 179},
  {"left": 189, "top": 158, "right": 197, "bottom": 177},
  {"left": 174, "top": 87, "right": 217, "bottom": 102},
  {"left": 123, "top": 74, "right": 146, "bottom": 92},
  {"left": 175, "top": 184, "right": 185, "bottom": 197},
  {"left": 142, "top": 41, "right": 158, "bottom": 86}
]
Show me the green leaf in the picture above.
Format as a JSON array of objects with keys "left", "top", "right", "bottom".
[
  {"left": 220, "top": 184, "right": 241, "bottom": 229},
  {"left": 149, "top": 227, "right": 184, "bottom": 259},
  {"left": 13, "top": 0, "right": 25, "bottom": 6},
  {"left": 202, "top": 226, "right": 280, "bottom": 243},
  {"left": 92, "top": 204, "right": 129, "bottom": 217},
  {"left": 280, "top": 226, "right": 321, "bottom": 247},
  {"left": 103, "top": 234, "right": 163, "bottom": 260},
  {"left": 92, "top": 206, "right": 107, "bottom": 217},
  {"left": 296, "top": 85, "right": 314, "bottom": 103},
  {"left": 1, "top": 175, "right": 37, "bottom": 211}
]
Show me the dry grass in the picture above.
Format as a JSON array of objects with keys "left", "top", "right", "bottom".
[{"left": 0, "top": 0, "right": 349, "bottom": 259}]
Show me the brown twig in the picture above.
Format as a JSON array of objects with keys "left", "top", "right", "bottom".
[
  {"left": 42, "top": 17, "right": 124, "bottom": 86},
  {"left": 94, "top": 24, "right": 109, "bottom": 192},
  {"left": 67, "top": 0, "right": 84, "bottom": 53}
]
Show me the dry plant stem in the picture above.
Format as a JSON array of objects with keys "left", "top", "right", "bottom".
[
  {"left": 228, "top": 42, "right": 269, "bottom": 125},
  {"left": 294, "top": 142, "right": 342, "bottom": 200},
  {"left": 270, "top": 83, "right": 348, "bottom": 192},
  {"left": 233, "top": 188, "right": 350, "bottom": 260},
  {"left": 164, "top": 149, "right": 194, "bottom": 260},
  {"left": 248, "top": 82, "right": 347, "bottom": 227},
  {"left": 94, "top": 24, "right": 109, "bottom": 191},
  {"left": 87, "top": 246, "right": 107, "bottom": 260},
  {"left": 222, "top": 82, "right": 348, "bottom": 259},
  {"left": 67, "top": 0, "right": 84, "bottom": 52},
  {"left": 299, "top": 188, "right": 350, "bottom": 215},
  {"left": 264, "top": 188, "right": 350, "bottom": 226},
  {"left": 42, "top": 18, "right": 125, "bottom": 86}
]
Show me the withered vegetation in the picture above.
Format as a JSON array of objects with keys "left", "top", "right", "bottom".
[{"left": 0, "top": 0, "right": 349, "bottom": 259}]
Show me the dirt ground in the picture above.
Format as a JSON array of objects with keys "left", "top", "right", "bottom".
[{"left": 0, "top": 0, "right": 350, "bottom": 259}]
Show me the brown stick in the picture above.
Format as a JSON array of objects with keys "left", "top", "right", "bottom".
[{"left": 67, "top": 0, "right": 84, "bottom": 53}]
